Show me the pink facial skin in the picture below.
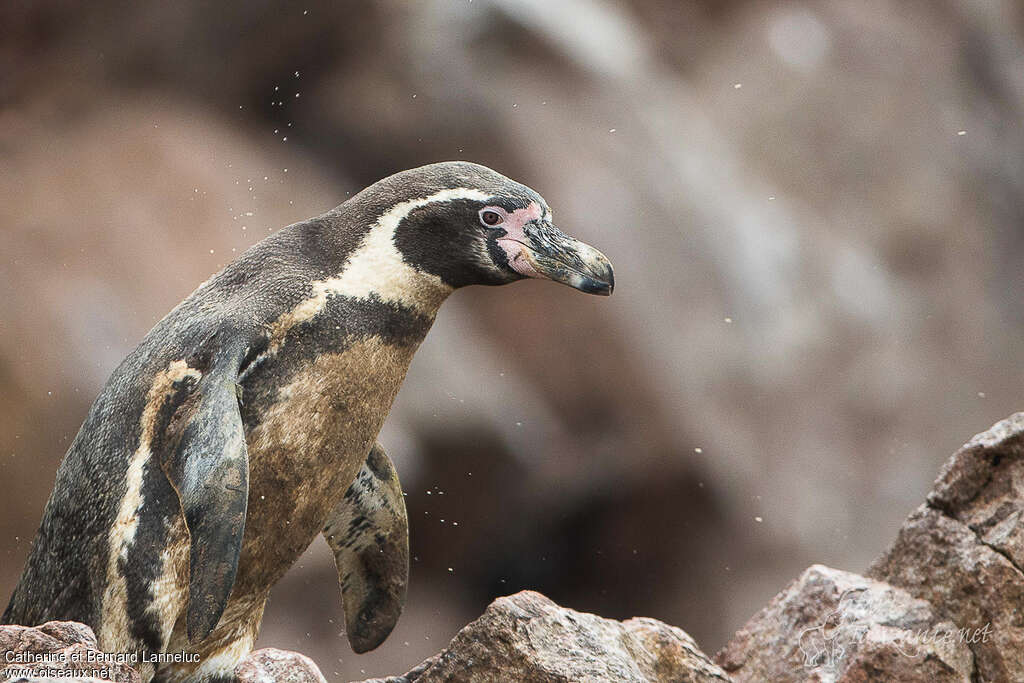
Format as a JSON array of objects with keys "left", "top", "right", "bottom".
[{"left": 488, "top": 202, "right": 546, "bottom": 279}]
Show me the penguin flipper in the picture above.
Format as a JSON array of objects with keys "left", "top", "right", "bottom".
[
  {"left": 323, "top": 442, "right": 409, "bottom": 653},
  {"left": 162, "top": 347, "right": 249, "bottom": 644}
]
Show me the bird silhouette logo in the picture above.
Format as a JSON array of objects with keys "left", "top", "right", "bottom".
[{"left": 797, "top": 586, "right": 930, "bottom": 672}]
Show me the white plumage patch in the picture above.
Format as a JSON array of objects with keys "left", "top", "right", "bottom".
[
  {"left": 256, "top": 187, "right": 490, "bottom": 367},
  {"left": 99, "top": 359, "right": 201, "bottom": 650},
  {"left": 328, "top": 187, "right": 489, "bottom": 307},
  {"left": 146, "top": 518, "right": 188, "bottom": 650},
  {"left": 186, "top": 637, "right": 254, "bottom": 679}
]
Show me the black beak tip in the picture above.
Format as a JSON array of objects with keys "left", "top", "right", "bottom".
[{"left": 582, "top": 267, "right": 614, "bottom": 296}]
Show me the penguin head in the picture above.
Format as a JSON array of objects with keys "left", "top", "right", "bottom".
[{"left": 382, "top": 161, "right": 614, "bottom": 295}]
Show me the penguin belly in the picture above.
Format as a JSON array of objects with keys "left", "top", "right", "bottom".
[{"left": 156, "top": 337, "right": 417, "bottom": 682}]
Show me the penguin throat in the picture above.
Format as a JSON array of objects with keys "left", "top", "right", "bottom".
[
  {"left": 328, "top": 187, "right": 491, "bottom": 312},
  {"left": 263, "top": 189, "right": 491, "bottom": 362}
]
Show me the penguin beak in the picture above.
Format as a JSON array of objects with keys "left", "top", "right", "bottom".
[{"left": 499, "top": 220, "right": 614, "bottom": 296}]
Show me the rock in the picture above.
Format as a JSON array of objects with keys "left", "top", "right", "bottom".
[
  {"left": 11, "top": 415, "right": 1024, "bottom": 683},
  {"left": 718, "top": 415, "right": 1024, "bottom": 682},
  {"left": 716, "top": 565, "right": 973, "bottom": 682},
  {"left": 234, "top": 647, "right": 327, "bottom": 683},
  {"left": 620, "top": 617, "right": 732, "bottom": 683},
  {"left": 359, "top": 590, "right": 730, "bottom": 683},
  {"left": 868, "top": 412, "right": 1024, "bottom": 681},
  {"left": 0, "top": 621, "right": 139, "bottom": 683}
]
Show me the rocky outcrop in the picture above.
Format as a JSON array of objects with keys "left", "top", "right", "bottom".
[
  {"left": 0, "top": 595, "right": 726, "bottom": 683},
  {"left": 234, "top": 648, "right": 327, "bottom": 683},
  {"left": 0, "top": 621, "right": 139, "bottom": 683},
  {"left": 6, "top": 415, "right": 1024, "bottom": 682},
  {"left": 717, "top": 413, "right": 1024, "bottom": 682},
  {"left": 867, "top": 412, "right": 1024, "bottom": 681},
  {"left": 716, "top": 565, "right": 973, "bottom": 682},
  {"left": 359, "top": 591, "right": 729, "bottom": 683}
]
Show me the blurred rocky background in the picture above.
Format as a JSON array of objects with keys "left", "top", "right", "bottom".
[{"left": 3, "top": 0, "right": 1024, "bottom": 680}]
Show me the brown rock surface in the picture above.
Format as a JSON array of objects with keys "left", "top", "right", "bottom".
[
  {"left": 716, "top": 414, "right": 1024, "bottom": 682},
  {"left": 358, "top": 590, "right": 730, "bottom": 683},
  {"left": 717, "top": 565, "right": 973, "bottom": 682},
  {"left": 868, "top": 413, "right": 1024, "bottom": 681},
  {"left": 234, "top": 647, "right": 327, "bottom": 683},
  {"left": 0, "top": 621, "right": 139, "bottom": 683}
]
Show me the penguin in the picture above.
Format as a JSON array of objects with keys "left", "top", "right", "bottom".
[{"left": 2, "top": 161, "right": 613, "bottom": 682}]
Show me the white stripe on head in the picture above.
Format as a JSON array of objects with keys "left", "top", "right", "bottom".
[
  {"left": 259, "top": 187, "right": 491, "bottom": 362},
  {"left": 331, "top": 187, "right": 491, "bottom": 307}
]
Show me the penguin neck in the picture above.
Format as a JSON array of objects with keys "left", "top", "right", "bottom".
[
  {"left": 259, "top": 231, "right": 449, "bottom": 362},
  {"left": 325, "top": 225, "right": 454, "bottom": 317}
]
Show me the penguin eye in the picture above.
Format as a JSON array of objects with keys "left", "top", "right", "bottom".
[{"left": 479, "top": 209, "right": 504, "bottom": 227}]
